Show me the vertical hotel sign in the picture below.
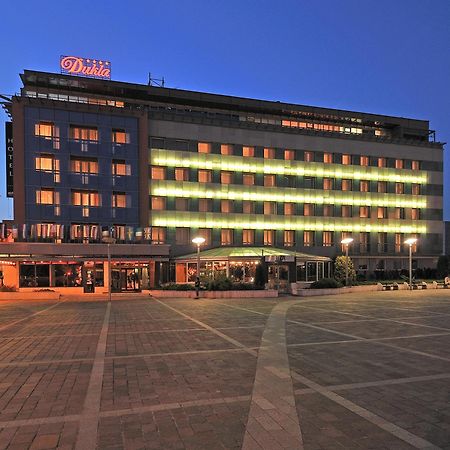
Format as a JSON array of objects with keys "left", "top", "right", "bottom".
[
  {"left": 5, "top": 122, "right": 13, "bottom": 197},
  {"left": 60, "top": 56, "right": 111, "bottom": 80}
]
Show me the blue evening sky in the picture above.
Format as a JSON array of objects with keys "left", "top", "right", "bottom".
[{"left": 0, "top": 0, "right": 449, "bottom": 220}]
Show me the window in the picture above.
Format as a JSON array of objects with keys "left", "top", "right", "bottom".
[
  {"left": 175, "top": 228, "right": 190, "bottom": 245},
  {"left": 395, "top": 207, "right": 405, "bottom": 219},
  {"left": 304, "top": 204, "right": 314, "bottom": 216},
  {"left": 342, "top": 179, "right": 352, "bottom": 191},
  {"left": 304, "top": 177, "right": 315, "bottom": 189},
  {"left": 151, "top": 196, "right": 165, "bottom": 210},
  {"left": 36, "top": 189, "right": 56, "bottom": 205},
  {"left": 323, "top": 204, "right": 333, "bottom": 217},
  {"left": 378, "top": 233, "right": 387, "bottom": 252},
  {"left": 303, "top": 231, "right": 314, "bottom": 247},
  {"left": 112, "top": 129, "right": 128, "bottom": 144},
  {"left": 378, "top": 157, "right": 386, "bottom": 168},
  {"left": 264, "top": 230, "right": 274, "bottom": 246},
  {"left": 395, "top": 159, "right": 404, "bottom": 169},
  {"left": 35, "top": 155, "right": 60, "bottom": 182},
  {"left": 284, "top": 230, "right": 295, "bottom": 247},
  {"left": 360, "top": 156, "right": 369, "bottom": 166},
  {"left": 377, "top": 207, "right": 387, "bottom": 219},
  {"left": 377, "top": 181, "right": 387, "bottom": 193},
  {"left": 112, "top": 160, "right": 130, "bottom": 176},
  {"left": 243, "top": 146, "right": 254, "bottom": 157},
  {"left": 113, "top": 193, "right": 127, "bottom": 208},
  {"left": 412, "top": 160, "right": 420, "bottom": 170},
  {"left": 243, "top": 174, "right": 255, "bottom": 186},
  {"left": 69, "top": 125, "right": 98, "bottom": 141},
  {"left": 198, "top": 199, "right": 212, "bottom": 212},
  {"left": 304, "top": 151, "right": 314, "bottom": 162},
  {"left": 243, "top": 201, "right": 254, "bottom": 214},
  {"left": 221, "top": 200, "right": 233, "bottom": 213},
  {"left": 342, "top": 154, "right": 351, "bottom": 165},
  {"left": 151, "top": 166, "right": 166, "bottom": 180},
  {"left": 359, "top": 206, "right": 370, "bottom": 218},
  {"left": 284, "top": 150, "right": 295, "bottom": 160},
  {"left": 284, "top": 203, "right": 295, "bottom": 215},
  {"left": 323, "top": 153, "right": 333, "bottom": 164},
  {"left": 221, "top": 144, "right": 233, "bottom": 155},
  {"left": 323, "top": 178, "right": 333, "bottom": 190},
  {"left": 198, "top": 142, "right": 211, "bottom": 153},
  {"left": 35, "top": 121, "right": 55, "bottom": 138},
  {"left": 323, "top": 231, "right": 333, "bottom": 247},
  {"left": 71, "top": 158, "right": 98, "bottom": 174},
  {"left": 221, "top": 229, "right": 233, "bottom": 245},
  {"left": 395, "top": 233, "right": 402, "bottom": 253},
  {"left": 243, "top": 229, "right": 254, "bottom": 245},
  {"left": 221, "top": 171, "right": 233, "bottom": 184},
  {"left": 341, "top": 205, "right": 352, "bottom": 217},
  {"left": 395, "top": 183, "right": 404, "bottom": 194},
  {"left": 198, "top": 229, "right": 211, "bottom": 245},
  {"left": 411, "top": 208, "right": 420, "bottom": 220},
  {"left": 360, "top": 232, "right": 369, "bottom": 253},
  {"left": 72, "top": 190, "right": 101, "bottom": 206},
  {"left": 175, "top": 198, "right": 188, "bottom": 210},
  {"left": 151, "top": 227, "right": 165, "bottom": 244},
  {"left": 198, "top": 170, "right": 212, "bottom": 183},
  {"left": 264, "top": 202, "right": 276, "bottom": 215},
  {"left": 412, "top": 184, "right": 420, "bottom": 195},
  {"left": 264, "top": 175, "right": 275, "bottom": 187},
  {"left": 360, "top": 180, "right": 369, "bottom": 192},
  {"left": 264, "top": 148, "right": 275, "bottom": 159},
  {"left": 175, "top": 168, "right": 189, "bottom": 181}
]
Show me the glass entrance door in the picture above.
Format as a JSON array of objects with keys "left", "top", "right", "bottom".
[{"left": 120, "top": 268, "right": 141, "bottom": 291}]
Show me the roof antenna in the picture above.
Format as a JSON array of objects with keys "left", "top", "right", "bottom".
[{"left": 148, "top": 73, "right": 165, "bottom": 87}]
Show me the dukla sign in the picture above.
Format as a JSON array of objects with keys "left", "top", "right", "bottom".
[{"left": 60, "top": 56, "right": 111, "bottom": 80}]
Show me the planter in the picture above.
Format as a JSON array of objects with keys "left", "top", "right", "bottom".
[
  {"left": 0, "top": 292, "right": 61, "bottom": 301},
  {"left": 295, "top": 284, "right": 381, "bottom": 297},
  {"left": 149, "top": 289, "right": 278, "bottom": 299}
]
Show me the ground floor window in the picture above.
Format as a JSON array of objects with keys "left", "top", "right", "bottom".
[{"left": 19, "top": 264, "right": 49, "bottom": 287}]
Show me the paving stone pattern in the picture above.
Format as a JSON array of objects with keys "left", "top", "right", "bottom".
[{"left": 0, "top": 291, "right": 448, "bottom": 449}]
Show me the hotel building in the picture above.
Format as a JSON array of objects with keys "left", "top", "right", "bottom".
[{"left": 0, "top": 66, "right": 444, "bottom": 291}]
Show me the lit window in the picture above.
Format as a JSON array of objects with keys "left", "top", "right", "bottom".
[
  {"left": 36, "top": 189, "right": 56, "bottom": 205},
  {"left": 323, "top": 178, "right": 333, "bottom": 190},
  {"left": 264, "top": 202, "right": 276, "bottom": 215},
  {"left": 323, "top": 204, "right": 333, "bottom": 217},
  {"left": 243, "top": 201, "right": 254, "bottom": 214},
  {"left": 35, "top": 156, "right": 54, "bottom": 171},
  {"left": 112, "top": 160, "right": 131, "bottom": 176},
  {"left": 198, "top": 170, "right": 212, "bottom": 183},
  {"left": 378, "top": 233, "right": 387, "bottom": 252},
  {"left": 242, "top": 229, "right": 254, "bottom": 245},
  {"left": 360, "top": 232, "right": 369, "bottom": 252},
  {"left": 264, "top": 175, "right": 275, "bottom": 187},
  {"left": 378, "top": 158, "right": 386, "bottom": 168},
  {"left": 284, "top": 150, "right": 295, "bottom": 160},
  {"left": 175, "top": 228, "right": 190, "bottom": 245},
  {"left": 360, "top": 156, "right": 369, "bottom": 166},
  {"left": 243, "top": 146, "right": 254, "bottom": 157},
  {"left": 303, "top": 231, "right": 314, "bottom": 246},
  {"left": 284, "top": 230, "right": 295, "bottom": 247},
  {"left": 360, "top": 180, "right": 369, "bottom": 192},
  {"left": 221, "top": 200, "right": 232, "bottom": 213},
  {"left": 341, "top": 205, "right": 352, "bottom": 217},
  {"left": 198, "top": 229, "right": 211, "bottom": 246},
  {"left": 342, "top": 154, "right": 351, "bottom": 165},
  {"left": 377, "top": 181, "right": 387, "bottom": 193},
  {"left": 175, "top": 198, "right": 188, "bottom": 210},
  {"left": 198, "top": 199, "right": 212, "bottom": 212},
  {"left": 412, "top": 160, "right": 420, "bottom": 170},
  {"left": 35, "top": 122, "right": 55, "bottom": 138},
  {"left": 395, "top": 159, "right": 404, "bottom": 169},
  {"left": 359, "top": 206, "right": 370, "bottom": 218},
  {"left": 221, "top": 229, "right": 233, "bottom": 245},
  {"left": 323, "top": 231, "right": 333, "bottom": 247},
  {"left": 395, "top": 183, "right": 404, "bottom": 194},
  {"left": 341, "top": 179, "right": 352, "bottom": 191},
  {"left": 395, "top": 208, "right": 405, "bottom": 219},
  {"left": 69, "top": 125, "right": 98, "bottom": 141},
  {"left": 113, "top": 193, "right": 127, "bottom": 208},
  {"left": 151, "top": 196, "right": 165, "bottom": 210},
  {"left": 221, "top": 144, "right": 233, "bottom": 155},
  {"left": 71, "top": 158, "right": 98, "bottom": 174},
  {"left": 264, "top": 148, "right": 275, "bottom": 159},
  {"left": 284, "top": 203, "right": 295, "bottom": 215},
  {"left": 411, "top": 208, "right": 420, "bottom": 220},
  {"left": 175, "top": 168, "right": 189, "bottom": 181},
  {"left": 377, "top": 207, "right": 387, "bottom": 219},
  {"left": 198, "top": 142, "right": 211, "bottom": 153},
  {"left": 112, "top": 129, "right": 128, "bottom": 144},
  {"left": 221, "top": 171, "right": 233, "bottom": 184},
  {"left": 151, "top": 166, "right": 166, "bottom": 180},
  {"left": 304, "top": 151, "right": 314, "bottom": 162},
  {"left": 71, "top": 190, "right": 101, "bottom": 207},
  {"left": 304, "top": 204, "right": 314, "bottom": 216},
  {"left": 395, "top": 233, "right": 402, "bottom": 253},
  {"left": 264, "top": 230, "right": 274, "bottom": 246},
  {"left": 151, "top": 227, "right": 165, "bottom": 244},
  {"left": 243, "top": 174, "right": 255, "bottom": 186},
  {"left": 323, "top": 153, "right": 333, "bottom": 164},
  {"left": 412, "top": 184, "right": 420, "bottom": 195}
]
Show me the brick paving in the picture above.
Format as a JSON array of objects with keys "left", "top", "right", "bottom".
[{"left": 0, "top": 291, "right": 448, "bottom": 448}]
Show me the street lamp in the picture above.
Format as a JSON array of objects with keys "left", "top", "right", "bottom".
[
  {"left": 192, "top": 236, "right": 205, "bottom": 299},
  {"left": 404, "top": 237, "right": 418, "bottom": 290},
  {"left": 341, "top": 237, "right": 354, "bottom": 287}
]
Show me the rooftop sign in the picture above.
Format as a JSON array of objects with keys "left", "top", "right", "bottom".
[{"left": 60, "top": 55, "right": 111, "bottom": 80}]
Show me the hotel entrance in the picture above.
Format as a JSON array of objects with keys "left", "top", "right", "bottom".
[{"left": 111, "top": 265, "right": 148, "bottom": 292}]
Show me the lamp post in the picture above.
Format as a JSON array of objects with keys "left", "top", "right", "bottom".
[
  {"left": 192, "top": 236, "right": 205, "bottom": 298},
  {"left": 102, "top": 237, "right": 116, "bottom": 302},
  {"left": 340, "top": 237, "right": 354, "bottom": 287},
  {"left": 404, "top": 238, "right": 418, "bottom": 290}
]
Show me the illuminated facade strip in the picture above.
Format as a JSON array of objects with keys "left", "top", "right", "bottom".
[
  {"left": 151, "top": 211, "right": 427, "bottom": 234},
  {"left": 151, "top": 181, "right": 427, "bottom": 208},
  {"left": 150, "top": 149, "right": 428, "bottom": 184}
]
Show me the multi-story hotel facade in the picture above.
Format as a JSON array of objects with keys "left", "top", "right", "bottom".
[{"left": 0, "top": 65, "right": 445, "bottom": 291}]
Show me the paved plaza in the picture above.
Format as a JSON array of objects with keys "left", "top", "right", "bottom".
[{"left": 0, "top": 291, "right": 450, "bottom": 449}]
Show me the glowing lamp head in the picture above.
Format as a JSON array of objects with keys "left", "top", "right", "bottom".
[
  {"left": 192, "top": 237, "right": 206, "bottom": 246},
  {"left": 341, "top": 237, "right": 354, "bottom": 245},
  {"left": 404, "top": 238, "right": 418, "bottom": 246}
]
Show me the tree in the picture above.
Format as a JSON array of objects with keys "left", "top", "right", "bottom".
[
  {"left": 436, "top": 255, "right": 450, "bottom": 278},
  {"left": 334, "top": 256, "right": 356, "bottom": 285},
  {"left": 254, "top": 262, "right": 267, "bottom": 288}
]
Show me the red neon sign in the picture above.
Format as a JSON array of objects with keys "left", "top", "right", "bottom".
[{"left": 60, "top": 56, "right": 111, "bottom": 80}]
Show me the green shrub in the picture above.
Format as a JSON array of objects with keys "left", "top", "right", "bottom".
[
  {"left": 161, "top": 283, "right": 195, "bottom": 291},
  {"left": 310, "top": 278, "right": 343, "bottom": 289},
  {"left": 0, "top": 285, "right": 16, "bottom": 292},
  {"left": 207, "top": 275, "right": 232, "bottom": 291},
  {"left": 231, "top": 283, "right": 263, "bottom": 291},
  {"left": 254, "top": 263, "right": 267, "bottom": 288}
]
